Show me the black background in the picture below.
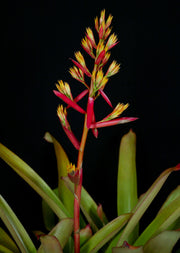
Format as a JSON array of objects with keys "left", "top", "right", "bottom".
[{"left": 1, "top": 0, "right": 180, "bottom": 240}]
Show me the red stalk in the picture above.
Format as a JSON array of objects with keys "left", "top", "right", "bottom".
[
  {"left": 86, "top": 97, "right": 94, "bottom": 128},
  {"left": 74, "top": 116, "right": 89, "bottom": 253}
]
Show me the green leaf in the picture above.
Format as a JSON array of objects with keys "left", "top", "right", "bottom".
[
  {"left": 80, "top": 225, "right": 92, "bottom": 246},
  {"left": 0, "top": 195, "right": 36, "bottom": 253},
  {"left": 117, "top": 130, "right": 138, "bottom": 215},
  {"left": 38, "top": 235, "right": 63, "bottom": 253},
  {"left": 63, "top": 236, "right": 74, "bottom": 253},
  {"left": 117, "top": 130, "right": 138, "bottom": 243},
  {"left": 134, "top": 196, "right": 180, "bottom": 246},
  {"left": 143, "top": 230, "right": 180, "bottom": 253},
  {"left": 158, "top": 186, "right": 180, "bottom": 212},
  {"left": 80, "top": 213, "right": 132, "bottom": 253},
  {"left": 38, "top": 219, "right": 73, "bottom": 252},
  {"left": 49, "top": 218, "right": 74, "bottom": 248},
  {"left": 44, "top": 133, "right": 86, "bottom": 228},
  {"left": 0, "top": 227, "right": 20, "bottom": 253},
  {"left": 42, "top": 188, "right": 59, "bottom": 231},
  {"left": 105, "top": 231, "right": 123, "bottom": 253},
  {"left": 157, "top": 185, "right": 180, "bottom": 231},
  {"left": 117, "top": 165, "right": 180, "bottom": 247},
  {"left": 0, "top": 245, "right": 15, "bottom": 253},
  {"left": 0, "top": 142, "right": 70, "bottom": 219},
  {"left": 44, "top": 133, "right": 74, "bottom": 216},
  {"left": 99, "top": 230, "right": 180, "bottom": 253},
  {"left": 63, "top": 176, "right": 107, "bottom": 232}
]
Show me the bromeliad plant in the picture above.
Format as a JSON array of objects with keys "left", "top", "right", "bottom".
[
  {"left": 0, "top": 9, "right": 179, "bottom": 253},
  {"left": 53, "top": 9, "right": 137, "bottom": 253}
]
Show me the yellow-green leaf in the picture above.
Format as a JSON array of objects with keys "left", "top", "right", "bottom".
[
  {"left": 49, "top": 218, "right": 74, "bottom": 248},
  {"left": 38, "top": 218, "right": 73, "bottom": 252},
  {"left": 0, "top": 245, "right": 16, "bottom": 253},
  {"left": 117, "top": 130, "right": 138, "bottom": 243},
  {"left": 0, "top": 142, "right": 70, "bottom": 220},
  {"left": 0, "top": 195, "right": 36, "bottom": 253},
  {"left": 80, "top": 214, "right": 132, "bottom": 253},
  {"left": 134, "top": 196, "right": 180, "bottom": 246},
  {"left": 117, "top": 165, "right": 180, "bottom": 247},
  {"left": 38, "top": 235, "right": 63, "bottom": 253},
  {"left": 44, "top": 133, "right": 74, "bottom": 216},
  {"left": 42, "top": 188, "right": 59, "bottom": 231},
  {"left": 0, "top": 227, "right": 20, "bottom": 253},
  {"left": 143, "top": 230, "right": 180, "bottom": 253},
  {"left": 117, "top": 130, "right": 138, "bottom": 215}
]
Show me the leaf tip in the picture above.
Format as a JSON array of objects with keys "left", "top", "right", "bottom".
[
  {"left": 175, "top": 163, "right": 180, "bottom": 171},
  {"left": 44, "top": 132, "right": 53, "bottom": 143}
]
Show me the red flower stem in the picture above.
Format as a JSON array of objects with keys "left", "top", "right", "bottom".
[{"left": 74, "top": 115, "right": 89, "bottom": 253}]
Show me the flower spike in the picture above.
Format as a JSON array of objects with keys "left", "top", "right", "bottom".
[
  {"left": 81, "top": 37, "right": 95, "bottom": 58},
  {"left": 105, "top": 33, "right": 119, "bottom": 50},
  {"left": 71, "top": 58, "right": 91, "bottom": 77},
  {"left": 94, "top": 16, "right": 99, "bottom": 32},
  {"left": 106, "top": 61, "right": 121, "bottom": 77},
  {"left": 56, "top": 80, "right": 73, "bottom": 99},
  {"left": 101, "top": 103, "right": 129, "bottom": 122},
  {"left": 86, "top": 27, "right": 96, "bottom": 48},
  {"left": 57, "top": 105, "right": 80, "bottom": 150},
  {"left": 75, "top": 51, "right": 86, "bottom": 68},
  {"left": 105, "top": 14, "right": 113, "bottom": 29},
  {"left": 69, "top": 66, "right": 83, "bottom": 82}
]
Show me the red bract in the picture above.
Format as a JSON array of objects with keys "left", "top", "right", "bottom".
[
  {"left": 63, "top": 127, "right": 80, "bottom": 150},
  {"left": 86, "top": 97, "right": 94, "bottom": 128},
  {"left": 98, "top": 89, "right": 113, "bottom": 108},
  {"left": 53, "top": 90, "right": 86, "bottom": 114},
  {"left": 57, "top": 105, "right": 80, "bottom": 150},
  {"left": 95, "top": 50, "right": 106, "bottom": 65},
  {"left": 175, "top": 163, "right": 180, "bottom": 171},
  {"left": 67, "top": 89, "right": 89, "bottom": 110},
  {"left": 90, "top": 117, "right": 138, "bottom": 129},
  {"left": 91, "top": 110, "right": 98, "bottom": 138},
  {"left": 74, "top": 89, "right": 89, "bottom": 103},
  {"left": 71, "top": 59, "right": 91, "bottom": 77}
]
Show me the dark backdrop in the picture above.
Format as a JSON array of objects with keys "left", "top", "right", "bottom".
[{"left": 1, "top": 0, "right": 179, "bottom": 238}]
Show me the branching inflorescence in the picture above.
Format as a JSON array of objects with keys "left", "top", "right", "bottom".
[
  {"left": 53, "top": 9, "right": 137, "bottom": 253},
  {"left": 53, "top": 9, "right": 137, "bottom": 146}
]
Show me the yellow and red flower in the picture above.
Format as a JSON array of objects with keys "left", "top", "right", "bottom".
[{"left": 54, "top": 9, "right": 137, "bottom": 147}]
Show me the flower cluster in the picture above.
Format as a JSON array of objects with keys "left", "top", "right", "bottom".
[{"left": 54, "top": 10, "right": 137, "bottom": 149}]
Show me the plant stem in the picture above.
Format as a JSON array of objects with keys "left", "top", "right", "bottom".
[{"left": 74, "top": 115, "right": 89, "bottom": 253}]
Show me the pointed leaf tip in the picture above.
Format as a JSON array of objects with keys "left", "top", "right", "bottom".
[
  {"left": 175, "top": 163, "right": 180, "bottom": 171},
  {"left": 44, "top": 132, "right": 53, "bottom": 143}
]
